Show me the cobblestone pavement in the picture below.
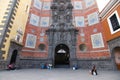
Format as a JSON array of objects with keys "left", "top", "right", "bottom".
[{"left": 0, "top": 69, "right": 120, "bottom": 80}]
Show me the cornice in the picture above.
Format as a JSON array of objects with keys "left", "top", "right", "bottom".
[{"left": 99, "top": 0, "right": 120, "bottom": 19}]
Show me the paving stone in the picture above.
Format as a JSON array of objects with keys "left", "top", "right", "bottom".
[{"left": 0, "top": 69, "right": 120, "bottom": 80}]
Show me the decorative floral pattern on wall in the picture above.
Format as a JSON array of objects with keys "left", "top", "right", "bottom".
[
  {"left": 25, "top": 34, "right": 37, "bottom": 48},
  {"left": 74, "top": 1, "right": 82, "bottom": 10},
  {"left": 91, "top": 33, "right": 104, "bottom": 48},
  {"left": 29, "top": 14, "right": 40, "bottom": 26},
  {"left": 42, "top": 2, "right": 51, "bottom": 10},
  {"left": 88, "top": 12, "right": 99, "bottom": 26},
  {"left": 85, "top": 0, "right": 95, "bottom": 8},
  {"left": 40, "top": 17, "right": 49, "bottom": 27},
  {"left": 75, "top": 16, "right": 85, "bottom": 27},
  {"left": 33, "top": 0, "right": 42, "bottom": 10}
]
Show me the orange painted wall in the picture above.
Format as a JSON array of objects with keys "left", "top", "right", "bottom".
[{"left": 101, "top": 4, "right": 120, "bottom": 41}]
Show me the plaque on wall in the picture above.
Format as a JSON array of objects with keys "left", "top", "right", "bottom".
[
  {"left": 33, "top": 0, "right": 42, "bottom": 10},
  {"left": 40, "top": 17, "right": 50, "bottom": 27},
  {"left": 25, "top": 34, "right": 37, "bottom": 48},
  {"left": 88, "top": 12, "right": 99, "bottom": 26},
  {"left": 85, "top": 0, "right": 95, "bottom": 8},
  {"left": 42, "top": 2, "right": 51, "bottom": 10},
  {"left": 75, "top": 16, "right": 85, "bottom": 27},
  {"left": 91, "top": 33, "right": 104, "bottom": 48},
  {"left": 29, "top": 14, "right": 40, "bottom": 27},
  {"left": 74, "top": 1, "right": 82, "bottom": 10}
]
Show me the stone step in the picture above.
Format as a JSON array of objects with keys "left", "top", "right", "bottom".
[{"left": 54, "top": 65, "right": 70, "bottom": 68}]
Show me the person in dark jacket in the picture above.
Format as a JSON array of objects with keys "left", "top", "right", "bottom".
[{"left": 91, "top": 65, "right": 97, "bottom": 75}]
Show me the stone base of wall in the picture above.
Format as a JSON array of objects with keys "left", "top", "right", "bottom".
[
  {"left": 108, "top": 37, "right": 120, "bottom": 49},
  {"left": 77, "top": 59, "right": 116, "bottom": 70},
  {"left": 0, "top": 60, "right": 7, "bottom": 70},
  {"left": 107, "top": 37, "right": 120, "bottom": 70},
  {"left": 18, "top": 58, "right": 117, "bottom": 70},
  {"left": 18, "top": 58, "right": 52, "bottom": 69}
]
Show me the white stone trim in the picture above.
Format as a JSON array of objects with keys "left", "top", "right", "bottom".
[
  {"left": 78, "top": 49, "right": 109, "bottom": 53},
  {"left": 22, "top": 49, "right": 47, "bottom": 52},
  {"left": 107, "top": 10, "right": 120, "bottom": 34},
  {"left": 99, "top": 0, "right": 120, "bottom": 19}
]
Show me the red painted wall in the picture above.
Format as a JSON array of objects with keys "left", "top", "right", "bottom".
[{"left": 22, "top": 0, "right": 110, "bottom": 59}]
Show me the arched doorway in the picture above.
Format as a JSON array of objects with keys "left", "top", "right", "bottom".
[
  {"left": 113, "top": 47, "right": 120, "bottom": 70},
  {"left": 10, "top": 50, "right": 18, "bottom": 64},
  {"left": 55, "top": 44, "right": 70, "bottom": 67}
]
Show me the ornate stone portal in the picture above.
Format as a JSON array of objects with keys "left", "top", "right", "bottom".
[{"left": 46, "top": 0, "right": 78, "bottom": 67}]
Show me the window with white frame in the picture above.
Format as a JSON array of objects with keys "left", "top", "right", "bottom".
[
  {"left": 107, "top": 11, "right": 120, "bottom": 34},
  {"left": 15, "top": 28, "right": 23, "bottom": 42},
  {"left": 15, "top": 34, "right": 21, "bottom": 42}
]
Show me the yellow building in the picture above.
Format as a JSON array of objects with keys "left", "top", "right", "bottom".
[{"left": 0, "top": 0, "right": 32, "bottom": 69}]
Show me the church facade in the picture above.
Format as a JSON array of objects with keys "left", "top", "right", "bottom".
[
  {"left": 0, "top": 0, "right": 119, "bottom": 70},
  {"left": 20, "top": 0, "right": 115, "bottom": 69}
]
